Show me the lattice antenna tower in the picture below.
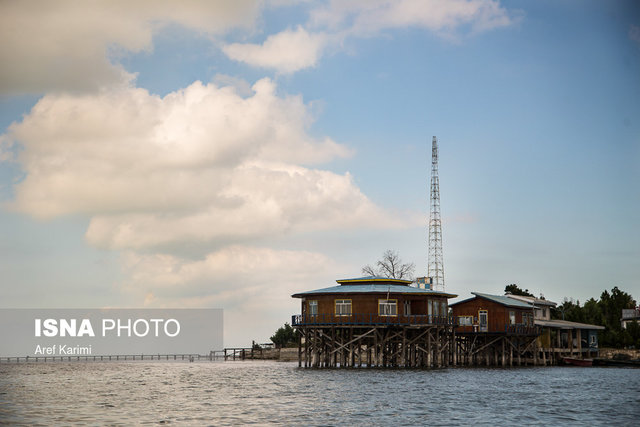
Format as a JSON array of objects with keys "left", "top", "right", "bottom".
[{"left": 428, "top": 136, "right": 445, "bottom": 291}]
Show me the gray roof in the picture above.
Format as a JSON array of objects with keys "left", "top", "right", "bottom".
[
  {"left": 450, "top": 292, "right": 534, "bottom": 308},
  {"left": 506, "top": 294, "right": 557, "bottom": 307},
  {"left": 292, "top": 284, "right": 457, "bottom": 298},
  {"left": 535, "top": 319, "right": 605, "bottom": 330}
]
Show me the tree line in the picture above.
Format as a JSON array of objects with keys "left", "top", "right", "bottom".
[{"left": 552, "top": 286, "right": 639, "bottom": 349}]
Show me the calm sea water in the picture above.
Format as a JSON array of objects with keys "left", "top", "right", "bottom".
[{"left": 1, "top": 361, "right": 639, "bottom": 426}]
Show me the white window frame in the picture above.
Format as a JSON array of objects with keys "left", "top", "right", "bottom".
[
  {"left": 308, "top": 300, "right": 318, "bottom": 316},
  {"left": 404, "top": 300, "right": 411, "bottom": 316},
  {"left": 335, "top": 299, "right": 352, "bottom": 316},
  {"left": 509, "top": 311, "right": 516, "bottom": 325},
  {"left": 378, "top": 299, "right": 397, "bottom": 317},
  {"left": 458, "top": 316, "right": 473, "bottom": 326}
]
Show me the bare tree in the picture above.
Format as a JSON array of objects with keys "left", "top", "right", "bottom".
[{"left": 362, "top": 250, "right": 415, "bottom": 280}]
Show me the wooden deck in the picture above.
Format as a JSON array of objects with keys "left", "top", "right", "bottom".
[{"left": 292, "top": 313, "right": 454, "bottom": 327}]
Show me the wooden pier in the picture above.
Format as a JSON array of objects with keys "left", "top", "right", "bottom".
[{"left": 0, "top": 348, "right": 271, "bottom": 363}]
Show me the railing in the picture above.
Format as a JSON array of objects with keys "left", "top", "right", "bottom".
[
  {"left": 291, "top": 313, "right": 454, "bottom": 327},
  {"left": 505, "top": 324, "right": 542, "bottom": 336},
  {"left": 448, "top": 323, "right": 542, "bottom": 335}
]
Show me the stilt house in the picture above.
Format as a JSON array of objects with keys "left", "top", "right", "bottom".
[
  {"left": 450, "top": 292, "right": 538, "bottom": 334},
  {"left": 291, "top": 276, "right": 458, "bottom": 368}
]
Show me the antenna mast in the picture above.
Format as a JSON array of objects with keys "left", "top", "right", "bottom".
[{"left": 428, "top": 136, "right": 445, "bottom": 291}]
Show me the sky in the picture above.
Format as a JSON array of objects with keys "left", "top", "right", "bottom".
[{"left": 1, "top": 0, "right": 639, "bottom": 347}]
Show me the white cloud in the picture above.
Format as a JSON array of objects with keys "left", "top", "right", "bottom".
[
  {"left": 223, "top": 26, "right": 328, "bottom": 73},
  {"left": 121, "top": 245, "right": 341, "bottom": 346},
  {"left": 310, "top": 0, "right": 517, "bottom": 38},
  {"left": 0, "top": 0, "right": 260, "bottom": 94},
  {"left": 2, "top": 78, "right": 402, "bottom": 252},
  {"left": 225, "top": 0, "right": 518, "bottom": 73}
]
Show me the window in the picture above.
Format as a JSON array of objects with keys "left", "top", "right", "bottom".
[
  {"left": 509, "top": 311, "right": 516, "bottom": 325},
  {"left": 404, "top": 300, "right": 411, "bottom": 316},
  {"left": 523, "top": 313, "right": 533, "bottom": 326},
  {"left": 378, "top": 299, "right": 397, "bottom": 316},
  {"left": 427, "top": 300, "right": 433, "bottom": 316},
  {"left": 590, "top": 334, "right": 597, "bottom": 345},
  {"left": 542, "top": 308, "right": 548, "bottom": 318},
  {"left": 433, "top": 301, "right": 439, "bottom": 317},
  {"left": 308, "top": 300, "right": 318, "bottom": 316},
  {"left": 335, "top": 299, "right": 351, "bottom": 316},
  {"left": 441, "top": 302, "right": 447, "bottom": 317},
  {"left": 458, "top": 316, "right": 473, "bottom": 326}
]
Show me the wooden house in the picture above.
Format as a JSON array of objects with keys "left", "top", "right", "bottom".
[
  {"left": 449, "top": 292, "right": 540, "bottom": 366},
  {"left": 450, "top": 292, "right": 538, "bottom": 335},
  {"left": 505, "top": 294, "right": 605, "bottom": 360},
  {"left": 505, "top": 294, "right": 556, "bottom": 321},
  {"left": 291, "top": 276, "right": 458, "bottom": 368},
  {"left": 292, "top": 276, "right": 456, "bottom": 326}
]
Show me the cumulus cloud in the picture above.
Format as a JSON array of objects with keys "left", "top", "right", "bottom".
[
  {"left": 223, "top": 26, "right": 328, "bottom": 73},
  {"left": 121, "top": 245, "right": 341, "bottom": 346},
  {"left": 1, "top": 78, "right": 401, "bottom": 252},
  {"left": 0, "top": 0, "right": 260, "bottom": 94}
]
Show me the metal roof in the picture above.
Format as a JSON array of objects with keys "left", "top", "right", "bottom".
[
  {"left": 505, "top": 294, "right": 557, "bottom": 307},
  {"left": 335, "top": 276, "right": 414, "bottom": 285},
  {"left": 292, "top": 284, "right": 457, "bottom": 298},
  {"left": 450, "top": 292, "right": 534, "bottom": 308},
  {"left": 535, "top": 319, "right": 605, "bottom": 330}
]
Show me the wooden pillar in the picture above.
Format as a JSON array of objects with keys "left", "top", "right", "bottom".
[
  {"left": 374, "top": 328, "right": 378, "bottom": 367},
  {"left": 509, "top": 338, "right": 513, "bottom": 367},
  {"left": 402, "top": 329, "right": 407, "bottom": 368},
  {"left": 436, "top": 327, "right": 441, "bottom": 368},
  {"left": 349, "top": 327, "right": 354, "bottom": 367},
  {"left": 452, "top": 328, "right": 457, "bottom": 366},
  {"left": 568, "top": 329, "right": 574, "bottom": 356},
  {"left": 298, "top": 329, "right": 302, "bottom": 368},
  {"left": 427, "top": 329, "right": 432, "bottom": 368},
  {"left": 485, "top": 340, "right": 490, "bottom": 366}
]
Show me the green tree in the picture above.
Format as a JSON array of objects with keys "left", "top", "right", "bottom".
[
  {"left": 270, "top": 323, "right": 298, "bottom": 348},
  {"left": 582, "top": 298, "right": 604, "bottom": 326},
  {"left": 552, "top": 287, "right": 637, "bottom": 348},
  {"left": 504, "top": 284, "right": 534, "bottom": 297},
  {"left": 552, "top": 298, "right": 583, "bottom": 322},
  {"left": 599, "top": 287, "right": 636, "bottom": 333},
  {"left": 626, "top": 320, "right": 640, "bottom": 349}
]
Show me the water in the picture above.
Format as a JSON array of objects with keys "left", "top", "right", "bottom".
[{"left": 1, "top": 361, "right": 639, "bottom": 426}]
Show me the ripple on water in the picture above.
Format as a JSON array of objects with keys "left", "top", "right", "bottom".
[{"left": 0, "top": 362, "right": 639, "bottom": 425}]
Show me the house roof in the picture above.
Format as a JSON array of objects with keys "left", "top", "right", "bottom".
[
  {"left": 505, "top": 294, "right": 557, "bottom": 307},
  {"left": 335, "top": 276, "right": 414, "bottom": 285},
  {"left": 292, "top": 284, "right": 457, "bottom": 298},
  {"left": 535, "top": 319, "right": 605, "bottom": 330},
  {"left": 450, "top": 292, "right": 534, "bottom": 309}
]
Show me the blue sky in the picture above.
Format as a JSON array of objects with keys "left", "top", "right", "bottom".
[{"left": 1, "top": 0, "right": 638, "bottom": 346}]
